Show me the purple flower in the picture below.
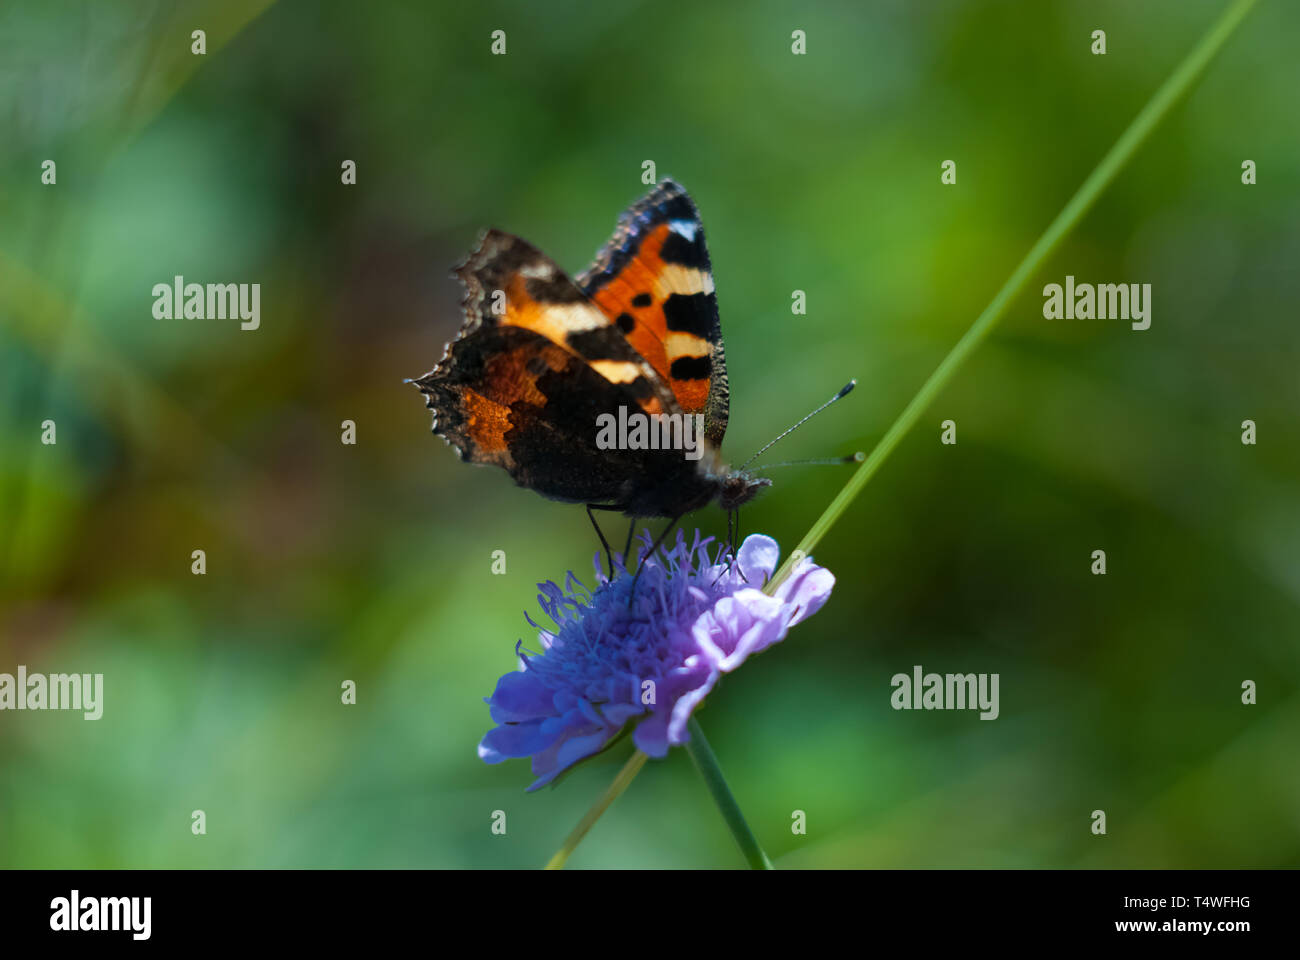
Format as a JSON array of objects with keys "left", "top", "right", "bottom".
[{"left": 479, "top": 530, "right": 835, "bottom": 790}]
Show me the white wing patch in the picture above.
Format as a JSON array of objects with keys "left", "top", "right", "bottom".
[{"left": 668, "top": 219, "right": 699, "bottom": 242}]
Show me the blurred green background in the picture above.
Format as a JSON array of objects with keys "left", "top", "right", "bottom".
[{"left": 2, "top": 0, "right": 1297, "bottom": 868}]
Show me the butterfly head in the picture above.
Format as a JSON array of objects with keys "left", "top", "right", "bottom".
[{"left": 717, "top": 471, "right": 771, "bottom": 511}]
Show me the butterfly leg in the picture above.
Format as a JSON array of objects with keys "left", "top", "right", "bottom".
[
  {"left": 714, "top": 508, "right": 748, "bottom": 586},
  {"left": 733, "top": 505, "right": 748, "bottom": 582},
  {"left": 628, "top": 514, "right": 682, "bottom": 605},
  {"left": 622, "top": 517, "right": 636, "bottom": 570},
  {"left": 714, "top": 509, "right": 734, "bottom": 584},
  {"left": 586, "top": 504, "right": 618, "bottom": 581}
]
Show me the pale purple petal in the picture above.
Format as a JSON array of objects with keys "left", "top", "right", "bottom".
[
  {"left": 775, "top": 560, "right": 836, "bottom": 625},
  {"left": 736, "top": 534, "right": 780, "bottom": 585}
]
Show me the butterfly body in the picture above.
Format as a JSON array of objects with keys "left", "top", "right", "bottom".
[{"left": 414, "top": 180, "right": 769, "bottom": 520}]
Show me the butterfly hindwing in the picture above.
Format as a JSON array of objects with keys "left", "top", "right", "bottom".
[
  {"left": 577, "top": 179, "right": 730, "bottom": 449},
  {"left": 416, "top": 322, "right": 680, "bottom": 503}
]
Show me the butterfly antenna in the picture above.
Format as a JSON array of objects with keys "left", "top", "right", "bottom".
[
  {"left": 739, "top": 380, "right": 857, "bottom": 471},
  {"left": 752, "top": 452, "right": 865, "bottom": 473}
]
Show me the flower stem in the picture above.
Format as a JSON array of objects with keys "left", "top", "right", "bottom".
[
  {"left": 765, "top": 0, "right": 1258, "bottom": 594},
  {"left": 685, "top": 716, "right": 773, "bottom": 869},
  {"left": 544, "top": 749, "right": 647, "bottom": 869}
]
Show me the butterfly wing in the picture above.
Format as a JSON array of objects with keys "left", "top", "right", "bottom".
[
  {"left": 449, "top": 230, "right": 677, "bottom": 415},
  {"left": 577, "top": 179, "right": 730, "bottom": 449},
  {"left": 414, "top": 230, "right": 698, "bottom": 508}
]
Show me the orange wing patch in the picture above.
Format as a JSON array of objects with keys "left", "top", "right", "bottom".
[
  {"left": 456, "top": 337, "right": 570, "bottom": 462},
  {"left": 419, "top": 332, "right": 574, "bottom": 469},
  {"left": 498, "top": 272, "right": 609, "bottom": 351}
]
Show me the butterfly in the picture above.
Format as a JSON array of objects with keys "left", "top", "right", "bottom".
[{"left": 412, "top": 179, "right": 774, "bottom": 565}]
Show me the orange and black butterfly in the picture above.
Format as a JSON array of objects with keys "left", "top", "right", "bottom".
[{"left": 412, "top": 180, "right": 778, "bottom": 562}]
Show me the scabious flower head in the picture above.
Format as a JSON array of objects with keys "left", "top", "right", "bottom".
[{"left": 479, "top": 529, "right": 834, "bottom": 790}]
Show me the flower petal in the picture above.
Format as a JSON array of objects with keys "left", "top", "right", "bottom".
[
  {"left": 775, "top": 560, "right": 836, "bottom": 625},
  {"left": 632, "top": 712, "right": 671, "bottom": 757},
  {"left": 479, "top": 720, "right": 562, "bottom": 763},
  {"left": 736, "top": 534, "right": 780, "bottom": 585},
  {"left": 486, "top": 670, "right": 556, "bottom": 723},
  {"left": 712, "top": 590, "right": 790, "bottom": 670}
]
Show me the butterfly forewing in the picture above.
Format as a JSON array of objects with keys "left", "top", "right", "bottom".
[{"left": 577, "top": 180, "right": 730, "bottom": 448}]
